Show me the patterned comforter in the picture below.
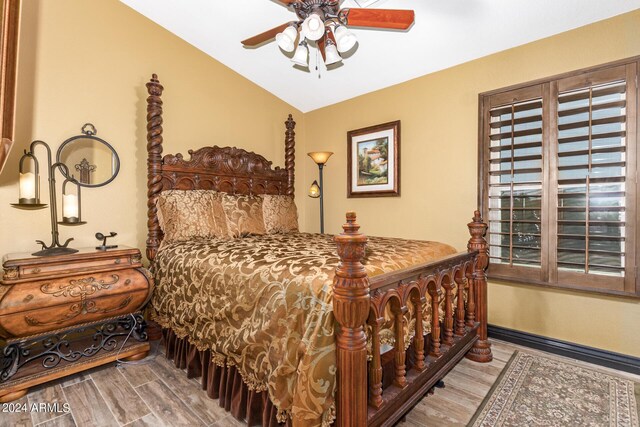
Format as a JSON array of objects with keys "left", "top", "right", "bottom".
[{"left": 150, "top": 233, "right": 456, "bottom": 426}]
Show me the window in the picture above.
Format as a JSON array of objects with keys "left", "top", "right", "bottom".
[{"left": 479, "top": 59, "right": 639, "bottom": 296}]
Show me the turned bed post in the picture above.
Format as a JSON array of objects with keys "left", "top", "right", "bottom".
[
  {"left": 334, "top": 212, "right": 370, "bottom": 427},
  {"left": 146, "top": 74, "right": 164, "bottom": 262},
  {"left": 466, "top": 210, "right": 493, "bottom": 362},
  {"left": 285, "top": 114, "right": 295, "bottom": 196}
]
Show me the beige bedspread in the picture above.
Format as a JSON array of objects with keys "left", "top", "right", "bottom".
[{"left": 150, "top": 233, "right": 456, "bottom": 426}]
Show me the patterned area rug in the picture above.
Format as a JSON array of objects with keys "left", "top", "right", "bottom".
[{"left": 469, "top": 351, "right": 640, "bottom": 427}]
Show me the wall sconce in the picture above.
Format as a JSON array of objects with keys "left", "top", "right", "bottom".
[
  {"left": 307, "top": 151, "right": 333, "bottom": 233},
  {"left": 308, "top": 180, "right": 321, "bottom": 198},
  {"left": 11, "top": 140, "right": 83, "bottom": 257}
]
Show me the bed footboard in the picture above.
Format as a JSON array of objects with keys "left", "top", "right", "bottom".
[{"left": 333, "top": 211, "right": 492, "bottom": 427}]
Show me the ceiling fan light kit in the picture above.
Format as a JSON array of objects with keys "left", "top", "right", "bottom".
[
  {"left": 241, "top": 1, "right": 415, "bottom": 71},
  {"left": 324, "top": 40, "right": 342, "bottom": 65},
  {"left": 276, "top": 24, "right": 298, "bottom": 52},
  {"left": 302, "top": 12, "right": 325, "bottom": 41},
  {"left": 292, "top": 41, "right": 310, "bottom": 66},
  {"left": 333, "top": 25, "right": 357, "bottom": 53}
]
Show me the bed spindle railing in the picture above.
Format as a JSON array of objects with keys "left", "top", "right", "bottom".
[
  {"left": 454, "top": 269, "right": 467, "bottom": 336},
  {"left": 411, "top": 290, "right": 426, "bottom": 371},
  {"left": 442, "top": 278, "right": 455, "bottom": 347},
  {"left": 146, "top": 74, "right": 165, "bottom": 261},
  {"left": 334, "top": 212, "right": 370, "bottom": 426},
  {"left": 427, "top": 282, "right": 442, "bottom": 358},
  {"left": 359, "top": 210, "right": 489, "bottom": 423},
  {"left": 465, "top": 266, "right": 476, "bottom": 328},
  {"left": 392, "top": 299, "right": 407, "bottom": 388},
  {"left": 466, "top": 210, "right": 493, "bottom": 362}
]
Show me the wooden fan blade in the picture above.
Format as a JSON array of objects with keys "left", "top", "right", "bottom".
[
  {"left": 340, "top": 9, "right": 415, "bottom": 30},
  {"left": 318, "top": 34, "right": 327, "bottom": 63},
  {"left": 242, "top": 22, "right": 292, "bottom": 47}
]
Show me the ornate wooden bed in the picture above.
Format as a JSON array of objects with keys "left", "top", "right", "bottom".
[{"left": 145, "top": 74, "right": 492, "bottom": 426}]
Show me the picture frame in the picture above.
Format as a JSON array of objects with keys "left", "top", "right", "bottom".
[{"left": 347, "top": 120, "right": 400, "bottom": 198}]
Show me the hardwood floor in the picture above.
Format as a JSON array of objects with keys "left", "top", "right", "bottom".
[{"left": 1, "top": 340, "right": 637, "bottom": 427}]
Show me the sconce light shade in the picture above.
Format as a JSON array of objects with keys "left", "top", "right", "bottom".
[
  {"left": 276, "top": 25, "right": 298, "bottom": 52},
  {"left": 19, "top": 172, "right": 37, "bottom": 203},
  {"left": 334, "top": 25, "right": 357, "bottom": 53},
  {"left": 62, "top": 194, "right": 79, "bottom": 222},
  {"left": 308, "top": 180, "right": 321, "bottom": 198},
  {"left": 307, "top": 151, "right": 334, "bottom": 165},
  {"left": 60, "top": 177, "right": 85, "bottom": 225},
  {"left": 302, "top": 13, "right": 325, "bottom": 41},
  {"left": 291, "top": 42, "right": 309, "bottom": 67},
  {"left": 324, "top": 43, "right": 342, "bottom": 65},
  {"left": 16, "top": 151, "right": 43, "bottom": 206}
]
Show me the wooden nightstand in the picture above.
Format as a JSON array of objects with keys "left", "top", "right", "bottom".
[{"left": 0, "top": 246, "right": 153, "bottom": 402}]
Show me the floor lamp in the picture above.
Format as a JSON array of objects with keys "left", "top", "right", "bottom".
[{"left": 307, "top": 151, "right": 333, "bottom": 234}]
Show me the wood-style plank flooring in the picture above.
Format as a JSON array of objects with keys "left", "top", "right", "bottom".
[{"left": 1, "top": 340, "right": 637, "bottom": 427}]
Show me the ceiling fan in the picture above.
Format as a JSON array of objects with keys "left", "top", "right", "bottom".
[{"left": 241, "top": 0, "right": 415, "bottom": 69}]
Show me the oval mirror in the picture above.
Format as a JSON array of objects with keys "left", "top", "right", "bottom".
[{"left": 57, "top": 124, "right": 120, "bottom": 188}]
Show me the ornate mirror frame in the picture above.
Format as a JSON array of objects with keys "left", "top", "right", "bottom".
[
  {"left": 56, "top": 123, "right": 121, "bottom": 188},
  {"left": 0, "top": 0, "right": 20, "bottom": 175}
]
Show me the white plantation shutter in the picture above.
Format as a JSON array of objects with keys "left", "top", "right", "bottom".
[{"left": 480, "top": 60, "right": 639, "bottom": 296}]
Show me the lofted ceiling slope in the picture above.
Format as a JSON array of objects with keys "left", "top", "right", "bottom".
[{"left": 120, "top": 0, "right": 640, "bottom": 112}]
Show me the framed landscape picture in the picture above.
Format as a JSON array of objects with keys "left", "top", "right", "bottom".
[{"left": 347, "top": 120, "right": 400, "bottom": 198}]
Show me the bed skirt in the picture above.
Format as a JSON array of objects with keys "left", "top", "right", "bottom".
[{"left": 162, "top": 328, "right": 290, "bottom": 427}]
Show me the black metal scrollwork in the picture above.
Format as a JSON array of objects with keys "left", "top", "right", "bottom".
[{"left": 1, "top": 313, "right": 147, "bottom": 383}]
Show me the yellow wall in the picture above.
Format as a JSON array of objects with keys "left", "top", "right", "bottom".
[
  {"left": 302, "top": 10, "right": 640, "bottom": 356},
  {"left": 0, "top": 0, "right": 304, "bottom": 259}
]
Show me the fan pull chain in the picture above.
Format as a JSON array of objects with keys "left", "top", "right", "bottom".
[{"left": 316, "top": 48, "right": 321, "bottom": 79}]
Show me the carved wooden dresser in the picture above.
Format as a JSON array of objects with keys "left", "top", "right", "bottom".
[{"left": 0, "top": 246, "right": 153, "bottom": 402}]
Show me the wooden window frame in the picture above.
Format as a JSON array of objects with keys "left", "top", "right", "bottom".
[{"left": 478, "top": 56, "right": 640, "bottom": 298}]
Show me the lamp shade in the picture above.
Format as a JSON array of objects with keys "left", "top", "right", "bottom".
[
  {"left": 302, "top": 13, "right": 325, "bottom": 41},
  {"left": 291, "top": 42, "right": 309, "bottom": 67},
  {"left": 19, "top": 172, "right": 36, "bottom": 201},
  {"left": 334, "top": 25, "right": 357, "bottom": 53},
  {"left": 308, "top": 180, "right": 321, "bottom": 198},
  {"left": 324, "top": 43, "right": 342, "bottom": 65},
  {"left": 276, "top": 25, "right": 298, "bottom": 52},
  {"left": 307, "top": 151, "right": 333, "bottom": 165},
  {"left": 62, "top": 193, "right": 79, "bottom": 221}
]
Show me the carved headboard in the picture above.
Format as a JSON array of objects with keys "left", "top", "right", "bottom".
[{"left": 145, "top": 74, "right": 296, "bottom": 260}]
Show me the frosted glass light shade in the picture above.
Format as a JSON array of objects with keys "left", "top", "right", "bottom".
[
  {"left": 334, "top": 25, "right": 357, "bottom": 53},
  {"left": 324, "top": 43, "right": 342, "bottom": 65},
  {"left": 291, "top": 42, "right": 309, "bottom": 67},
  {"left": 62, "top": 194, "right": 79, "bottom": 220},
  {"left": 308, "top": 180, "right": 321, "bottom": 198},
  {"left": 276, "top": 25, "right": 298, "bottom": 52},
  {"left": 302, "top": 13, "right": 325, "bottom": 41},
  {"left": 308, "top": 151, "right": 333, "bottom": 165},
  {"left": 19, "top": 172, "right": 36, "bottom": 200}
]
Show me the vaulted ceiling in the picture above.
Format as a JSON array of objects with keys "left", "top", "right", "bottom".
[{"left": 120, "top": 0, "right": 640, "bottom": 112}]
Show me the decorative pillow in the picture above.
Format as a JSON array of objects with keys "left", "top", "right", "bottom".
[
  {"left": 156, "top": 190, "right": 227, "bottom": 242},
  {"left": 209, "top": 191, "right": 230, "bottom": 238},
  {"left": 221, "top": 194, "right": 266, "bottom": 238},
  {"left": 262, "top": 195, "right": 299, "bottom": 234}
]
